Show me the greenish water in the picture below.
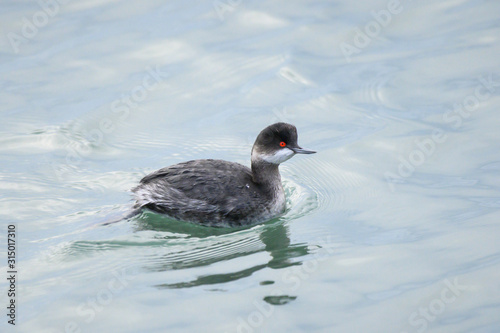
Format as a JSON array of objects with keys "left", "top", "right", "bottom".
[{"left": 1, "top": 0, "right": 500, "bottom": 332}]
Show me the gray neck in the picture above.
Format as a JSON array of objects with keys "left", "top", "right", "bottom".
[{"left": 251, "top": 159, "right": 284, "bottom": 198}]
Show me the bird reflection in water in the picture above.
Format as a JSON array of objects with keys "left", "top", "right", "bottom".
[{"left": 134, "top": 211, "right": 310, "bottom": 295}]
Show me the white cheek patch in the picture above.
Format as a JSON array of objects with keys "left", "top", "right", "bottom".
[{"left": 261, "top": 148, "right": 295, "bottom": 164}]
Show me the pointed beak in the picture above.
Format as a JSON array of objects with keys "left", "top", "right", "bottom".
[{"left": 289, "top": 146, "right": 316, "bottom": 154}]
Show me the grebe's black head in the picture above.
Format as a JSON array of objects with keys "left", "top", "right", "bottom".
[{"left": 251, "top": 122, "right": 316, "bottom": 165}]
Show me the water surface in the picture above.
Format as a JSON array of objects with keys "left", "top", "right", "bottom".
[{"left": 1, "top": 0, "right": 500, "bottom": 332}]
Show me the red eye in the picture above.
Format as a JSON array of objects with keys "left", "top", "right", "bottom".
[{"left": 279, "top": 141, "right": 286, "bottom": 147}]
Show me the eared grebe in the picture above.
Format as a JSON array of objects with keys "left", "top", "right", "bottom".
[{"left": 132, "top": 122, "right": 316, "bottom": 227}]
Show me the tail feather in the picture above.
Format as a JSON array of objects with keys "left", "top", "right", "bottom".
[{"left": 100, "top": 208, "right": 142, "bottom": 226}]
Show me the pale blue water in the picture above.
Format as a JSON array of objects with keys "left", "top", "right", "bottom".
[{"left": 1, "top": 0, "right": 500, "bottom": 332}]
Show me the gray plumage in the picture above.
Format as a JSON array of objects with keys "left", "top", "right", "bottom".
[{"left": 132, "top": 123, "right": 315, "bottom": 227}]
